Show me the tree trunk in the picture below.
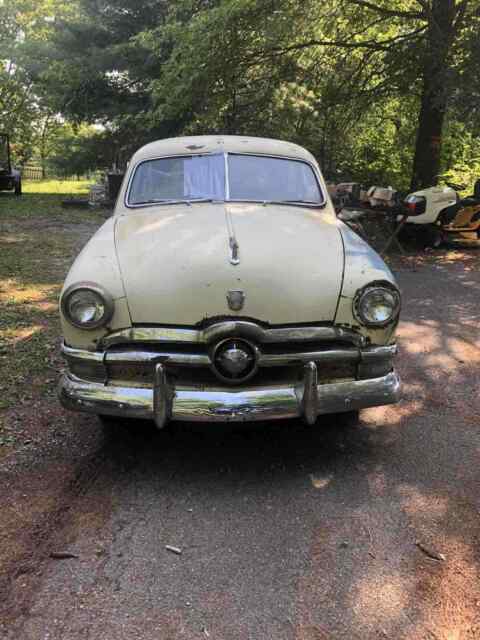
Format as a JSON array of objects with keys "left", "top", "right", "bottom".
[
  {"left": 41, "top": 154, "right": 47, "bottom": 180},
  {"left": 410, "top": 0, "right": 458, "bottom": 191},
  {"left": 410, "top": 76, "right": 447, "bottom": 191}
]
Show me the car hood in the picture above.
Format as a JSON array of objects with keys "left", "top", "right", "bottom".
[{"left": 114, "top": 202, "right": 344, "bottom": 325}]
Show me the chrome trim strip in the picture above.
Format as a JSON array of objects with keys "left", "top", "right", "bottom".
[
  {"left": 100, "top": 323, "right": 368, "bottom": 349},
  {"left": 62, "top": 344, "right": 104, "bottom": 363},
  {"left": 360, "top": 345, "right": 398, "bottom": 361},
  {"left": 62, "top": 342, "right": 396, "bottom": 369},
  {"left": 108, "top": 350, "right": 210, "bottom": 366},
  {"left": 58, "top": 371, "right": 401, "bottom": 423},
  {"left": 224, "top": 151, "right": 230, "bottom": 200},
  {"left": 260, "top": 345, "right": 396, "bottom": 367}
]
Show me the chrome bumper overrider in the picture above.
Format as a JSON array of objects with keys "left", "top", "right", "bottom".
[{"left": 59, "top": 367, "right": 401, "bottom": 426}]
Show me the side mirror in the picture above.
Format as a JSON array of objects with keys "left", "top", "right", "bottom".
[{"left": 404, "top": 194, "right": 426, "bottom": 216}]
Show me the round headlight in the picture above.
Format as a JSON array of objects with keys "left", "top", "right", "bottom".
[
  {"left": 354, "top": 284, "right": 400, "bottom": 327},
  {"left": 61, "top": 283, "right": 114, "bottom": 329}
]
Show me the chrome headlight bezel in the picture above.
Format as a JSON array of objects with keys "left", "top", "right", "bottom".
[
  {"left": 353, "top": 282, "right": 401, "bottom": 328},
  {"left": 61, "top": 282, "right": 114, "bottom": 330}
]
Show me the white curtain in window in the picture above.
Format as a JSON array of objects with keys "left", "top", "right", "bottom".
[{"left": 183, "top": 154, "right": 225, "bottom": 199}]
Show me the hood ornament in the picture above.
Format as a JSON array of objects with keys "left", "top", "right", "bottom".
[
  {"left": 227, "top": 290, "right": 245, "bottom": 311},
  {"left": 229, "top": 236, "right": 240, "bottom": 265}
]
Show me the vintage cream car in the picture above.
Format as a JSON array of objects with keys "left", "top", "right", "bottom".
[{"left": 58, "top": 136, "right": 401, "bottom": 427}]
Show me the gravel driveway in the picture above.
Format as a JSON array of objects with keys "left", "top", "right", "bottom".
[{"left": 1, "top": 248, "right": 479, "bottom": 640}]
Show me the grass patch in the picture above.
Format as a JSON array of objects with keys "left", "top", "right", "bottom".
[
  {"left": 0, "top": 230, "right": 75, "bottom": 436},
  {"left": 23, "top": 179, "right": 92, "bottom": 195},
  {"left": 0, "top": 179, "right": 96, "bottom": 220},
  {"left": 0, "top": 180, "right": 105, "bottom": 447}
]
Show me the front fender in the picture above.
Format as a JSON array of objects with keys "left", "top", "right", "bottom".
[
  {"left": 60, "top": 218, "right": 132, "bottom": 350},
  {"left": 335, "top": 222, "right": 399, "bottom": 345}
]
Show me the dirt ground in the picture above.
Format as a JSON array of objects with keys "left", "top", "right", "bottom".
[{"left": 0, "top": 206, "right": 479, "bottom": 640}]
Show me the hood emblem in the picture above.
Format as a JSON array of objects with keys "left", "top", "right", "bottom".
[{"left": 227, "top": 290, "right": 245, "bottom": 311}]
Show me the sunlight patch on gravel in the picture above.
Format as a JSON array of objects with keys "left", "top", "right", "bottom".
[
  {"left": 397, "top": 484, "right": 449, "bottom": 519},
  {"left": 397, "top": 321, "right": 441, "bottom": 353},
  {"left": 411, "top": 537, "right": 480, "bottom": 640},
  {"left": 446, "top": 336, "right": 480, "bottom": 361},
  {"left": 352, "top": 571, "right": 409, "bottom": 623},
  {"left": 361, "top": 400, "right": 424, "bottom": 426}
]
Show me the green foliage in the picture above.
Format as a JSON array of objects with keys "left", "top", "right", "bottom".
[
  {"left": 45, "top": 124, "right": 113, "bottom": 177},
  {"left": 440, "top": 122, "right": 480, "bottom": 193},
  {"left": 0, "top": 0, "right": 75, "bottom": 164},
  {"left": 5, "top": 0, "right": 480, "bottom": 188}
]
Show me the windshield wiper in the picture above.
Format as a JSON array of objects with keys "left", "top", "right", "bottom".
[
  {"left": 132, "top": 197, "right": 217, "bottom": 206},
  {"left": 261, "top": 199, "right": 326, "bottom": 207}
]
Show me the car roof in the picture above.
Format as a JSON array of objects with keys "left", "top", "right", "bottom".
[{"left": 131, "top": 135, "right": 317, "bottom": 165}]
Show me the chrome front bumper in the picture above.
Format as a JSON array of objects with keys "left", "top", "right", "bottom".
[{"left": 59, "top": 367, "right": 401, "bottom": 426}]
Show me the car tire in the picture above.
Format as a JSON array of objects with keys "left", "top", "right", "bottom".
[{"left": 14, "top": 178, "right": 22, "bottom": 196}]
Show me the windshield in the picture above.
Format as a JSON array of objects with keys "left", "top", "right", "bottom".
[{"left": 127, "top": 153, "right": 323, "bottom": 206}]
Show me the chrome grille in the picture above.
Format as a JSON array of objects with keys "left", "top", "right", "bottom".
[{"left": 63, "top": 322, "right": 396, "bottom": 389}]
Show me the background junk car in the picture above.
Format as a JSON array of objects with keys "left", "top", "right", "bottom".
[{"left": 58, "top": 136, "right": 401, "bottom": 428}]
